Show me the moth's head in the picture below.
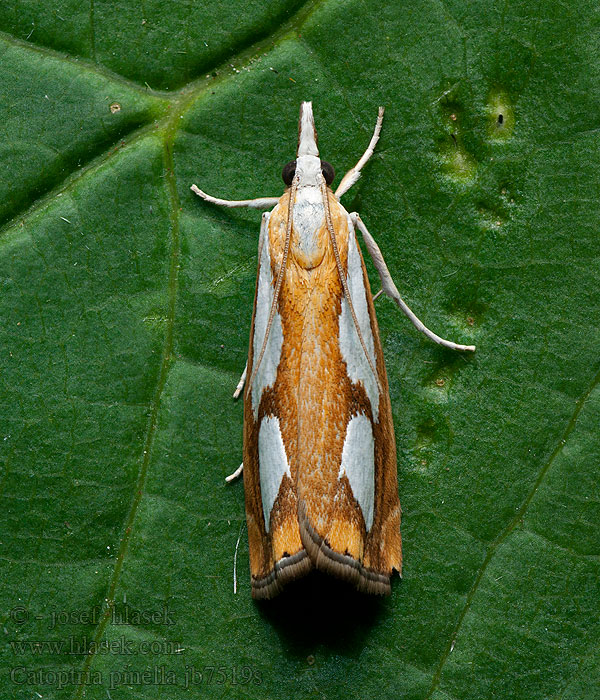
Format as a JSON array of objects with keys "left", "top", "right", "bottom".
[{"left": 281, "top": 101, "right": 335, "bottom": 189}]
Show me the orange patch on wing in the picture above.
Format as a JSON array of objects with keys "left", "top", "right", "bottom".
[{"left": 327, "top": 517, "right": 364, "bottom": 561}]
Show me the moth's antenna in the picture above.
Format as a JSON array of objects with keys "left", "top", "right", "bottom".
[{"left": 321, "top": 179, "right": 381, "bottom": 391}]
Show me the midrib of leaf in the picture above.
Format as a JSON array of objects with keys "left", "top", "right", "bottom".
[
  {"left": 69, "top": 103, "right": 182, "bottom": 700},
  {"left": 426, "top": 362, "right": 600, "bottom": 698}
]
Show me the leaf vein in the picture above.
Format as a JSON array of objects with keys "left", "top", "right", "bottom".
[{"left": 425, "top": 362, "right": 600, "bottom": 697}]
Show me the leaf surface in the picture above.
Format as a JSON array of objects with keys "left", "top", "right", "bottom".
[{"left": 1, "top": 1, "right": 599, "bottom": 698}]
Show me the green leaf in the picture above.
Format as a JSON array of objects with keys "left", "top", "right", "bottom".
[{"left": 1, "top": 1, "right": 599, "bottom": 699}]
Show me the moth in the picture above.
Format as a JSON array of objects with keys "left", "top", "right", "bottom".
[{"left": 192, "top": 102, "right": 475, "bottom": 599}]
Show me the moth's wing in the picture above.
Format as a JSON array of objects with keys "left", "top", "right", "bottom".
[
  {"left": 243, "top": 207, "right": 312, "bottom": 599},
  {"left": 296, "top": 200, "right": 402, "bottom": 594}
]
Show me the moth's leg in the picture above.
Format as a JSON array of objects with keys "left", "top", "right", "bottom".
[
  {"left": 233, "top": 521, "right": 245, "bottom": 594},
  {"left": 351, "top": 213, "right": 476, "bottom": 352},
  {"left": 191, "top": 185, "right": 279, "bottom": 209},
  {"left": 225, "top": 463, "right": 244, "bottom": 483},
  {"left": 335, "top": 107, "right": 384, "bottom": 199},
  {"left": 232, "top": 363, "right": 247, "bottom": 399}
]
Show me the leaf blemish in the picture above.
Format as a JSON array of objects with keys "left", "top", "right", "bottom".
[
  {"left": 415, "top": 418, "right": 437, "bottom": 467},
  {"left": 488, "top": 89, "right": 514, "bottom": 139},
  {"left": 435, "top": 97, "right": 477, "bottom": 181}
]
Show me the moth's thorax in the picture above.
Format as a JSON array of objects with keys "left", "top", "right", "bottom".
[
  {"left": 269, "top": 188, "right": 349, "bottom": 273},
  {"left": 292, "top": 185, "right": 326, "bottom": 269}
]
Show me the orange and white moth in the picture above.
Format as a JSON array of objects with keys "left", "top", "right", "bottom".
[{"left": 191, "top": 102, "right": 475, "bottom": 599}]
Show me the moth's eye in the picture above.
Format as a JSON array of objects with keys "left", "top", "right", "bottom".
[
  {"left": 321, "top": 161, "right": 335, "bottom": 185},
  {"left": 282, "top": 160, "right": 296, "bottom": 186}
]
